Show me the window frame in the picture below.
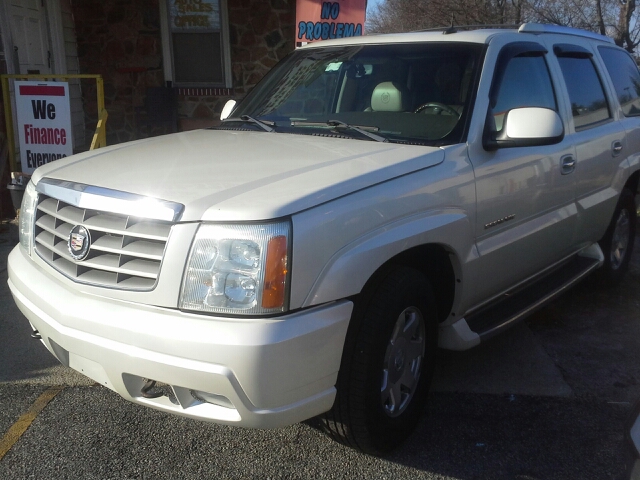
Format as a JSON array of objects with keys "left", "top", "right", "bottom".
[
  {"left": 554, "top": 43, "right": 612, "bottom": 131},
  {"left": 485, "top": 42, "right": 559, "bottom": 139},
  {"left": 159, "top": 0, "right": 232, "bottom": 88},
  {"left": 598, "top": 45, "right": 640, "bottom": 118}
]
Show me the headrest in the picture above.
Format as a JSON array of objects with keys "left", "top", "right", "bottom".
[{"left": 370, "top": 82, "right": 404, "bottom": 112}]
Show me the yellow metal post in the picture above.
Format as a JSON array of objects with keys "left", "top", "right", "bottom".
[
  {"left": 1, "top": 76, "right": 18, "bottom": 172},
  {"left": 96, "top": 76, "right": 105, "bottom": 114},
  {"left": 90, "top": 109, "right": 108, "bottom": 150}
]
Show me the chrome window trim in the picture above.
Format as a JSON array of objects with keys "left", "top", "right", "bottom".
[{"left": 36, "top": 178, "right": 184, "bottom": 222}]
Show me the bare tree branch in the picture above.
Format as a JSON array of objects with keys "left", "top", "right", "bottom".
[{"left": 367, "top": 0, "right": 640, "bottom": 54}]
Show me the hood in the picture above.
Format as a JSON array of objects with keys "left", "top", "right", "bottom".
[{"left": 33, "top": 129, "right": 444, "bottom": 222}]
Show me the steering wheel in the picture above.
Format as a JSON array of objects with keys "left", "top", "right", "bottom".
[{"left": 414, "top": 102, "right": 460, "bottom": 117}]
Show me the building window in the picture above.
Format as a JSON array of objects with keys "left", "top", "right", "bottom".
[{"left": 163, "top": 0, "right": 231, "bottom": 87}]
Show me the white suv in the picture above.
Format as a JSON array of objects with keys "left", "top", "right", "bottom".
[{"left": 8, "top": 23, "right": 640, "bottom": 454}]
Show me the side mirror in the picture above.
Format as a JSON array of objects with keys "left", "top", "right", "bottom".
[
  {"left": 220, "top": 99, "right": 237, "bottom": 121},
  {"left": 484, "top": 107, "right": 564, "bottom": 151}
]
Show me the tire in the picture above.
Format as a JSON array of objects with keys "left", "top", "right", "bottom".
[
  {"left": 597, "top": 188, "right": 637, "bottom": 285},
  {"left": 320, "top": 267, "right": 438, "bottom": 455}
]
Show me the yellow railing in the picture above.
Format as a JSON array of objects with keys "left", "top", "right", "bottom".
[
  {"left": 90, "top": 108, "right": 108, "bottom": 150},
  {"left": 1, "top": 74, "right": 107, "bottom": 173}
]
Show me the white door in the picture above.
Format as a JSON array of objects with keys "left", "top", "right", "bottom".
[{"left": 9, "top": 0, "right": 51, "bottom": 74}]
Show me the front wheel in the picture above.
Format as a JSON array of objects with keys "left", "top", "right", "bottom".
[
  {"left": 597, "top": 188, "right": 637, "bottom": 285},
  {"left": 320, "top": 267, "right": 438, "bottom": 455}
]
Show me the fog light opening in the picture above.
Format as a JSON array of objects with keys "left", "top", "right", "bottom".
[{"left": 190, "top": 390, "right": 234, "bottom": 409}]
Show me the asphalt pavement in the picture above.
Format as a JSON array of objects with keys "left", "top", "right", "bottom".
[{"left": 1, "top": 219, "right": 639, "bottom": 480}]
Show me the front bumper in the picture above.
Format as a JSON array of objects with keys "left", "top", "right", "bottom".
[
  {"left": 627, "top": 399, "right": 640, "bottom": 480},
  {"left": 8, "top": 245, "right": 352, "bottom": 428}
]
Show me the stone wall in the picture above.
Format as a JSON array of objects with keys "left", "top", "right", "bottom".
[
  {"left": 72, "top": 0, "right": 164, "bottom": 146},
  {"left": 177, "top": 0, "right": 296, "bottom": 130},
  {"left": 72, "top": 0, "right": 296, "bottom": 144}
]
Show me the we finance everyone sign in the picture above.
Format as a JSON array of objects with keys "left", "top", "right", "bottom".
[
  {"left": 15, "top": 81, "right": 73, "bottom": 174},
  {"left": 296, "top": 0, "right": 366, "bottom": 43}
]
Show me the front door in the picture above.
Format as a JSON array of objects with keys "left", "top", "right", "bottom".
[
  {"left": 468, "top": 43, "right": 577, "bottom": 305},
  {"left": 9, "top": 0, "right": 51, "bottom": 74}
]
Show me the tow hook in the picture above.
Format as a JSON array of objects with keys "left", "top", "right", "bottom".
[
  {"left": 31, "top": 329, "right": 42, "bottom": 340},
  {"left": 140, "top": 379, "right": 164, "bottom": 399}
]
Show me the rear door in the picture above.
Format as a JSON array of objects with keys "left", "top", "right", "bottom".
[{"left": 549, "top": 40, "right": 628, "bottom": 245}]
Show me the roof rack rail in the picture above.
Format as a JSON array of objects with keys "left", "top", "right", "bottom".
[
  {"left": 412, "top": 24, "right": 521, "bottom": 34},
  {"left": 410, "top": 23, "right": 615, "bottom": 44},
  {"left": 518, "top": 23, "right": 614, "bottom": 43}
]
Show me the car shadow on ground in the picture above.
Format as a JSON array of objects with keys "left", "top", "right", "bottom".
[{"left": 0, "top": 221, "right": 71, "bottom": 383}]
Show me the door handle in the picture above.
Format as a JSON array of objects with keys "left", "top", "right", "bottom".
[
  {"left": 612, "top": 141, "right": 623, "bottom": 156},
  {"left": 561, "top": 155, "right": 575, "bottom": 175}
]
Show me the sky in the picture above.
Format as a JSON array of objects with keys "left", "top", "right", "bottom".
[{"left": 367, "top": 0, "right": 383, "bottom": 15}]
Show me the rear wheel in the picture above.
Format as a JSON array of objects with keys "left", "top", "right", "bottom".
[
  {"left": 597, "top": 188, "right": 637, "bottom": 285},
  {"left": 320, "top": 267, "right": 438, "bottom": 455}
]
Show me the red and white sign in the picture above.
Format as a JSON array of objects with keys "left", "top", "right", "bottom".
[
  {"left": 15, "top": 81, "right": 73, "bottom": 174},
  {"left": 296, "top": 0, "right": 366, "bottom": 43}
]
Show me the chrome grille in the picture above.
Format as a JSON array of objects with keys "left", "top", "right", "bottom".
[{"left": 34, "top": 194, "right": 174, "bottom": 290}]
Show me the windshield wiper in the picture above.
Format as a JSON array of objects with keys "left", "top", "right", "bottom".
[
  {"left": 328, "top": 120, "right": 388, "bottom": 142},
  {"left": 222, "top": 115, "right": 275, "bottom": 132},
  {"left": 290, "top": 119, "right": 388, "bottom": 142}
]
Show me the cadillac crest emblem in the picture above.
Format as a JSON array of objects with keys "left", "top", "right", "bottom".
[{"left": 68, "top": 225, "right": 91, "bottom": 260}]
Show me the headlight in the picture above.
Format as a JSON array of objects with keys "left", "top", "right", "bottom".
[
  {"left": 179, "top": 221, "right": 291, "bottom": 315},
  {"left": 19, "top": 181, "right": 38, "bottom": 256}
]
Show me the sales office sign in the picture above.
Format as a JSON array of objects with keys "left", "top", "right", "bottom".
[{"left": 15, "top": 81, "right": 73, "bottom": 174}]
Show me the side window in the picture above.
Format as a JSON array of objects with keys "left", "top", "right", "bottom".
[
  {"left": 491, "top": 55, "right": 557, "bottom": 131},
  {"left": 598, "top": 46, "right": 640, "bottom": 117},
  {"left": 556, "top": 46, "right": 611, "bottom": 129}
]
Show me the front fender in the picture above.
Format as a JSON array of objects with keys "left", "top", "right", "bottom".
[
  {"left": 289, "top": 144, "right": 476, "bottom": 311},
  {"left": 301, "top": 209, "right": 473, "bottom": 307}
]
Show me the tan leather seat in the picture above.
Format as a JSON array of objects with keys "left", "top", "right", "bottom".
[{"left": 369, "top": 82, "right": 406, "bottom": 112}]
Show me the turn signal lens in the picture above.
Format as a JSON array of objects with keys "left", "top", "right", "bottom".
[{"left": 262, "top": 236, "right": 288, "bottom": 309}]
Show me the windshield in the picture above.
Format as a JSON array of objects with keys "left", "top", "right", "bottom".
[{"left": 226, "top": 42, "right": 483, "bottom": 145}]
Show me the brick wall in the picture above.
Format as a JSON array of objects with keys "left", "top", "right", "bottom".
[{"left": 72, "top": 0, "right": 296, "bottom": 145}]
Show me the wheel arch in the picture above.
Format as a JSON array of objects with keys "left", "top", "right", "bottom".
[
  {"left": 624, "top": 169, "right": 640, "bottom": 197},
  {"left": 343, "top": 243, "right": 459, "bottom": 326},
  {"left": 299, "top": 211, "right": 470, "bottom": 318},
  {"left": 382, "top": 244, "right": 457, "bottom": 323}
]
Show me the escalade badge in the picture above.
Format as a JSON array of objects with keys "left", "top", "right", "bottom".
[{"left": 68, "top": 225, "right": 91, "bottom": 261}]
